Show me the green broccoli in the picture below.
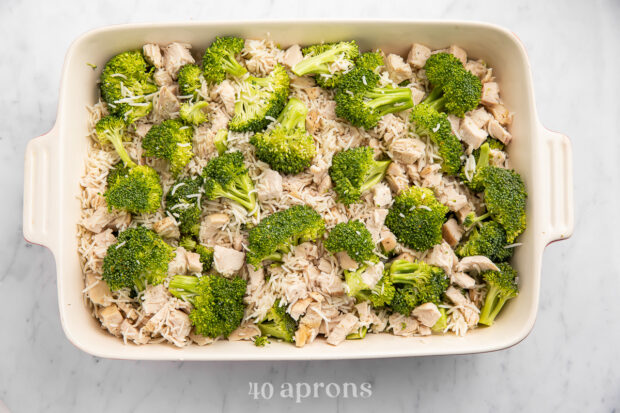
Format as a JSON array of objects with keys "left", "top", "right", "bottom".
[
  {"left": 462, "top": 142, "right": 491, "bottom": 192},
  {"left": 177, "top": 64, "right": 209, "bottom": 126},
  {"left": 479, "top": 262, "right": 518, "bottom": 326},
  {"left": 213, "top": 129, "right": 228, "bottom": 155},
  {"left": 387, "top": 259, "right": 449, "bottom": 315},
  {"left": 250, "top": 97, "right": 316, "bottom": 174},
  {"left": 325, "top": 220, "right": 376, "bottom": 264},
  {"left": 345, "top": 269, "right": 395, "bottom": 308},
  {"left": 202, "top": 151, "right": 257, "bottom": 213},
  {"left": 354, "top": 51, "right": 384, "bottom": 72},
  {"left": 292, "top": 41, "right": 359, "bottom": 88},
  {"left": 246, "top": 205, "right": 325, "bottom": 267},
  {"left": 97, "top": 116, "right": 163, "bottom": 214},
  {"left": 229, "top": 64, "right": 290, "bottom": 133},
  {"left": 422, "top": 52, "right": 482, "bottom": 117},
  {"left": 385, "top": 187, "right": 448, "bottom": 251},
  {"left": 169, "top": 274, "right": 247, "bottom": 338},
  {"left": 100, "top": 51, "right": 157, "bottom": 123},
  {"left": 142, "top": 119, "right": 194, "bottom": 176},
  {"left": 102, "top": 227, "right": 174, "bottom": 291},
  {"left": 165, "top": 175, "right": 203, "bottom": 237},
  {"left": 257, "top": 300, "right": 297, "bottom": 342},
  {"left": 201, "top": 36, "right": 247, "bottom": 84},
  {"left": 346, "top": 326, "right": 368, "bottom": 340},
  {"left": 334, "top": 67, "right": 413, "bottom": 129},
  {"left": 410, "top": 103, "right": 463, "bottom": 175},
  {"left": 456, "top": 220, "right": 513, "bottom": 262},
  {"left": 329, "top": 146, "right": 391, "bottom": 205},
  {"left": 431, "top": 308, "right": 448, "bottom": 332},
  {"left": 254, "top": 336, "right": 270, "bottom": 347}
]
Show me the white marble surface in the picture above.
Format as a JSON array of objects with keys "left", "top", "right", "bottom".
[{"left": 1, "top": 0, "right": 618, "bottom": 411}]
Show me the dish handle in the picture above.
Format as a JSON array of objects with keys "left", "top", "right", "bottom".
[
  {"left": 541, "top": 127, "right": 574, "bottom": 245},
  {"left": 23, "top": 126, "right": 59, "bottom": 252}
]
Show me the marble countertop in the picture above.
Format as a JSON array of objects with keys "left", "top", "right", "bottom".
[{"left": 1, "top": 0, "right": 618, "bottom": 411}]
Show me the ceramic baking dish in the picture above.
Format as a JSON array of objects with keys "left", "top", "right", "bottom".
[{"left": 23, "top": 20, "right": 573, "bottom": 360}]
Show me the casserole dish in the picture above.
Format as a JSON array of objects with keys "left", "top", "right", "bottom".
[{"left": 23, "top": 20, "right": 573, "bottom": 360}]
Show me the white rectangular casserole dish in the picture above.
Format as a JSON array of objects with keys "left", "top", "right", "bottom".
[{"left": 23, "top": 20, "right": 574, "bottom": 360}]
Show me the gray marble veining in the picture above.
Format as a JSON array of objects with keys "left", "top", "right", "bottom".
[{"left": 1, "top": 0, "right": 618, "bottom": 411}]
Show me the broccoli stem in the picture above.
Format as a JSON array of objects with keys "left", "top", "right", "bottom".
[
  {"left": 277, "top": 98, "right": 308, "bottom": 131},
  {"left": 366, "top": 88, "right": 414, "bottom": 116},
  {"left": 422, "top": 87, "right": 446, "bottom": 112},
  {"left": 292, "top": 47, "right": 346, "bottom": 76},
  {"left": 168, "top": 275, "right": 199, "bottom": 303},
  {"left": 107, "top": 131, "right": 137, "bottom": 168},
  {"left": 359, "top": 160, "right": 391, "bottom": 194},
  {"left": 221, "top": 53, "right": 247, "bottom": 77},
  {"left": 213, "top": 129, "right": 228, "bottom": 155},
  {"left": 479, "top": 284, "right": 502, "bottom": 326}
]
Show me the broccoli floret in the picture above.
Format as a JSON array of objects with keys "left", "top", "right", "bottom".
[
  {"left": 325, "top": 220, "right": 376, "bottom": 264},
  {"left": 165, "top": 175, "right": 203, "bottom": 236},
  {"left": 334, "top": 67, "right": 413, "bottom": 129},
  {"left": 247, "top": 205, "right": 325, "bottom": 267},
  {"left": 180, "top": 101, "right": 209, "bottom": 126},
  {"left": 462, "top": 142, "right": 491, "bottom": 191},
  {"left": 213, "top": 129, "right": 228, "bottom": 155},
  {"left": 423, "top": 53, "right": 482, "bottom": 117},
  {"left": 257, "top": 300, "right": 297, "bottom": 342},
  {"left": 202, "top": 151, "right": 257, "bottom": 213},
  {"left": 345, "top": 269, "right": 395, "bottom": 308},
  {"left": 292, "top": 41, "right": 359, "bottom": 88},
  {"left": 387, "top": 259, "right": 449, "bottom": 315},
  {"left": 254, "top": 336, "right": 270, "bottom": 347},
  {"left": 100, "top": 51, "right": 157, "bottom": 123},
  {"left": 432, "top": 308, "right": 448, "bottom": 332},
  {"left": 97, "top": 116, "right": 163, "bottom": 214},
  {"left": 329, "top": 146, "right": 391, "bottom": 205},
  {"left": 354, "top": 51, "right": 384, "bottom": 72},
  {"left": 229, "top": 64, "right": 290, "bottom": 132},
  {"left": 385, "top": 187, "right": 448, "bottom": 251},
  {"left": 177, "top": 64, "right": 204, "bottom": 98},
  {"left": 95, "top": 116, "right": 135, "bottom": 167},
  {"left": 250, "top": 97, "right": 316, "bottom": 174},
  {"left": 142, "top": 119, "right": 194, "bottom": 176},
  {"left": 179, "top": 236, "right": 197, "bottom": 251},
  {"left": 105, "top": 164, "right": 163, "bottom": 214},
  {"left": 201, "top": 36, "right": 247, "bottom": 84},
  {"left": 410, "top": 103, "right": 463, "bottom": 175},
  {"left": 479, "top": 262, "right": 518, "bottom": 326},
  {"left": 456, "top": 221, "right": 513, "bottom": 262},
  {"left": 102, "top": 227, "right": 174, "bottom": 291},
  {"left": 169, "top": 274, "right": 247, "bottom": 338}
]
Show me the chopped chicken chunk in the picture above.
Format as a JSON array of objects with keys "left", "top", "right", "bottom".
[
  {"left": 487, "top": 118, "right": 512, "bottom": 145},
  {"left": 143, "top": 44, "right": 163, "bottom": 68},
  {"left": 390, "top": 138, "right": 425, "bottom": 164},
  {"left": 82, "top": 206, "right": 129, "bottom": 233},
  {"left": 386, "top": 162, "right": 408, "bottom": 194},
  {"left": 372, "top": 183, "right": 392, "bottom": 207},
  {"left": 92, "top": 229, "right": 116, "bottom": 259},
  {"left": 100, "top": 304, "right": 123, "bottom": 335},
  {"left": 85, "top": 272, "right": 112, "bottom": 306},
  {"left": 361, "top": 262, "right": 384, "bottom": 289},
  {"left": 445, "top": 286, "right": 467, "bottom": 306},
  {"left": 468, "top": 107, "right": 493, "bottom": 129},
  {"left": 153, "top": 69, "right": 173, "bottom": 87},
  {"left": 213, "top": 246, "right": 245, "bottom": 275},
  {"left": 480, "top": 82, "right": 501, "bottom": 106},
  {"left": 152, "top": 216, "right": 180, "bottom": 239},
  {"left": 410, "top": 87, "right": 426, "bottom": 105},
  {"left": 282, "top": 44, "right": 303, "bottom": 69},
  {"left": 380, "top": 229, "right": 397, "bottom": 253},
  {"left": 257, "top": 169, "right": 283, "bottom": 201},
  {"left": 289, "top": 297, "right": 313, "bottom": 320},
  {"left": 155, "top": 85, "right": 180, "bottom": 118},
  {"left": 407, "top": 43, "right": 432, "bottom": 68},
  {"left": 163, "top": 42, "right": 195, "bottom": 79},
  {"left": 459, "top": 116, "right": 488, "bottom": 149},
  {"left": 385, "top": 53, "right": 413, "bottom": 84},
  {"left": 186, "top": 251, "right": 203, "bottom": 273},
  {"left": 488, "top": 103, "right": 513, "bottom": 126},
  {"left": 457, "top": 256, "right": 500, "bottom": 274},
  {"left": 199, "top": 213, "right": 229, "bottom": 243},
  {"left": 213, "top": 80, "right": 236, "bottom": 115},
  {"left": 465, "top": 60, "right": 487, "bottom": 79},
  {"left": 435, "top": 185, "right": 468, "bottom": 212},
  {"left": 395, "top": 252, "right": 416, "bottom": 262},
  {"left": 142, "top": 284, "right": 170, "bottom": 315},
  {"left": 442, "top": 218, "right": 463, "bottom": 247},
  {"left": 335, "top": 251, "right": 358, "bottom": 271},
  {"left": 295, "top": 304, "right": 323, "bottom": 347},
  {"left": 167, "top": 308, "right": 192, "bottom": 342},
  {"left": 326, "top": 313, "right": 359, "bottom": 346},
  {"left": 425, "top": 241, "right": 458, "bottom": 275},
  {"left": 489, "top": 149, "right": 507, "bottom": 168},
  {"left": 190, "top": 332, "right": 214, "bottom": 346},
  {"left": 389, "top": 313, "right": 419, "bottom": 336},
  {"left": 228, "top": 323, "right": 261, "bottom": 341},
  {"left": 412, "top": 303, "right": 442, "bottom": 327},
  {"left": 447, "top": 45, "right": 467, "bottom": 65},
  {"left": 168, "top": 247, "right": 188, "bottom": 275},
  {"left": 451, "top": 271, "right": 476, "bottom": 289},
  {"left": 120, "top": 319, "right": 148, "bottom": 344}
]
